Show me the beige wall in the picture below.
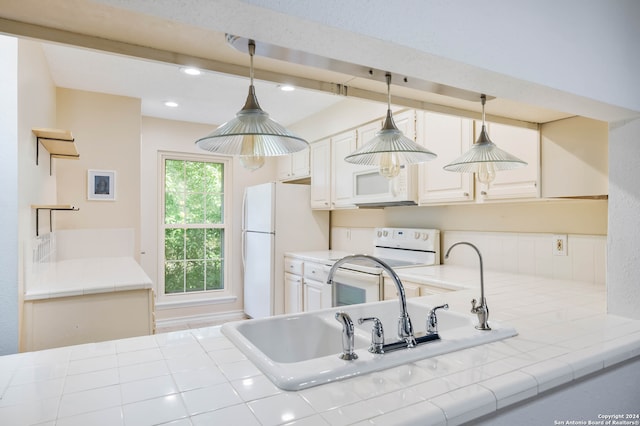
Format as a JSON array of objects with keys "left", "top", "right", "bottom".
[
  {"left": 140, "top": 116, "right": 275, "bottom": 323},
  {"left": 54, "top": 89, "right": 141, "bottom": 257},
  {"left": 332, "top": 199, "right": 608, "bottom": 236},
  {"left": 15, "top": 39, "right": 58, "bottom": 352}
]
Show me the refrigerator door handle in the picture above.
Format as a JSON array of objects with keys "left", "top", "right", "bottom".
[
  {"left": 241, "top": 189, "right": 247, "bottom": 232},
  {"left": 241, "top": 230, "right": 246, "bottom": 270},
  {"left": 241, "top": 189, "right": 247, "bottom": 270}
]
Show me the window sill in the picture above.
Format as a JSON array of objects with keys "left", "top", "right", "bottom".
[{"left": 155, "top": 295, "right": 237, "bottom": 310}]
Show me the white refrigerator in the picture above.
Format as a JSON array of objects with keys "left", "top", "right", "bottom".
[{"left": 243, "top": 182, "right": 329, "bottom": 319}]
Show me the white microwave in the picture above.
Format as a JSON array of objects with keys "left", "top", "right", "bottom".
[{"left": 352, "top": 166, "right": 418, "bottom": 207}]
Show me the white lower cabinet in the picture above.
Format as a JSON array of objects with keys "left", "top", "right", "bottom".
[
  {"left": 284, "top": 257, "right": 304, "bottom": 314},
  {"left": 284, "top": 271, "right": 303, "bottom": 314},
  {"left": 304, "top": 278, "right": 329, "bottom": 312},
  {"left": 303, "top": 261, "right": 331, "bottom": 311}
]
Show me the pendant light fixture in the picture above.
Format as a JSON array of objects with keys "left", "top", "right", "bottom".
[
  {"left": 443, "top": 94, "right": 527, "bottom": 186},
  {"left": 196, "top": 39, "right": 308, "bottom": 170},
  {"left": 344, "top": 73, "right": 437, "bottom": 179}
]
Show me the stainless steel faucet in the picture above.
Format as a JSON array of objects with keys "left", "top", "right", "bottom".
[
  {"left": 426, "top": 304, "right": 449, "bottom": 335},
  {"left": 335, "top": 312, "right": 358, "bottom": 360},
  {"left": 445, "top": 242, "right": 491, "bottom": 330},
  {"left": 328, "top": 254, "right": 416, "bottom": 346}
]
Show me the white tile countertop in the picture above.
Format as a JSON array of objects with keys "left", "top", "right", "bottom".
[
  {"left": 24, "top": 257, "right": 153, "bottom": 301},
  {"left": 3, "top": 266, "right": 640, "bottom": 425}
]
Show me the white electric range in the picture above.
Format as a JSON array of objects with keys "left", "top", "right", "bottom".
[
  {"left": 332, "top": 227, "right": 440, "bottom": 305},
  {"left": 299, "top": 227, "right": 441, "bottom": 307}
]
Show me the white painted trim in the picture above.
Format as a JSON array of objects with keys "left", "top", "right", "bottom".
[{"left": 155, "top": 295, "right": 237, "bottom": 310}]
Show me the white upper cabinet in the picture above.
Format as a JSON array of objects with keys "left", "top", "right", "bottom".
[
  {"left": 310, "top": 139, "right": 331, "bottom": 209},
  {"left": 330, "top": 130, "right": 359, "bottom": 209},
  {"left": 417, "top": 111, "right": 475, "bottom": 204},
  {"left": 476, "top": 121, "right": 540, "bottom": 201},
  {"left": 277, "top": 148, "right": 310, "bottom": 181},
  {"left": 310, "top": 131, "right": 360, "bottom": 210}
]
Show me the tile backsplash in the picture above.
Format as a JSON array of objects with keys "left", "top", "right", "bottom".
[{"left": 331, "top": 227, "right": 606, "bottom": 284}]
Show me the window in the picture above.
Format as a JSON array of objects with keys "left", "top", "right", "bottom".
[{"left": 161, "top": 155, "right": 229, "bottom": 298}]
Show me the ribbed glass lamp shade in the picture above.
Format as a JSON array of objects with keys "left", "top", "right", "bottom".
[
  {"left": 345, "top": 109, "right": 437, "bottom": 178},
  {"left": 443, "top": 94, "right": 527, "bottom": 185},
  {"left": 196, "top": 85, "right": 308, "bottom": 157},
  {"left": 443, "top": 124, "right": 527, "bottom": 173}
]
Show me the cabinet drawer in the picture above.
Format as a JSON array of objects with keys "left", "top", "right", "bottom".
[
  {"left": 284, "top": 257, "right": 303, "bottom": 275},
  {"left": 304, "top": 262, "right": 327, "bottom": 281}
]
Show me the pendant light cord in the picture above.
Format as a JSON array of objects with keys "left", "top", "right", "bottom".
[{"left": 481, "top": 94, "right": 486, "bottom": 125}]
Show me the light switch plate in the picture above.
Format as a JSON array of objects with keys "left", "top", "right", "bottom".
[{"left": 553, "top": 234, "right": 568, "bottom": 256}]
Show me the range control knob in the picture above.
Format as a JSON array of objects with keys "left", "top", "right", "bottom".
[
  {"left": 383, "top": 230, "right": 389, "bottom": 237},
  {"left": 422, "top": 233, "right": 429, "bottom": 240},
  {"left": 377, "top": 230, "right": 382, "bottom": 237},
  {"left": 414, "top": 232, "right": 420, "bottom": 239}
]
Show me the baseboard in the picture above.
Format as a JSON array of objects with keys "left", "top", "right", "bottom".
[{"left": 155, "top": 309, "right": 246, "bottom": 330}]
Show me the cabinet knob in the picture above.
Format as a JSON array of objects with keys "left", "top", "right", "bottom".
[
  {"left": 481, "top": 191, "right": 487, "bottom": 196},
  {"left": 463, "top": 192, "right": 469, "bottom": 197}
]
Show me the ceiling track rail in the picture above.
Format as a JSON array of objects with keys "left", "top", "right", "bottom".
[{"left": 0, "top": 18, "right": 537, "bottom": 129}]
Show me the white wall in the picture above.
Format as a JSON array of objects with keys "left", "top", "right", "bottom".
[
  {"left": 0, "top": 36, "right": 19, "bottom": 355},
  {"left": 608, "top": 118, "right": 640, "bottom": 319}
]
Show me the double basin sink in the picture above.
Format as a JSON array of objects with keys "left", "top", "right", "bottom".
[{"left": 221, "top": 298, "right": 517, "bottom": 390}]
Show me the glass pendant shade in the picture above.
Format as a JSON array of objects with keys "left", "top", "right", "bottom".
[
  {"left": 344, "top": 74, "right": 437, "bottom": 179},
  {"left": 443, "top": 95, "right": 527, "bottom": 185},
  {"left": 196, "top": 40, "right": 308, "bottom": 170}
]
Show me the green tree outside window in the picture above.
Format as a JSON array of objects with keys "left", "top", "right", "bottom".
[{"left": 163, "top": 159, "right": 225, "bottom": 294}]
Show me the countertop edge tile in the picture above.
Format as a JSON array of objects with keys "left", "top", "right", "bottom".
[
  {"left": 429, "top": 384, "right": 496, "bottom": 426},
  {"left": 519, "top": 359, "right": 574, "bottom": 393}
]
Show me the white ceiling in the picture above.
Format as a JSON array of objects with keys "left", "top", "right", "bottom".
[{"left": 42, "top": 42, "right": 346, "bottom": 127}]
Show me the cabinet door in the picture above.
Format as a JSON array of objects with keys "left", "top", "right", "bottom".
[
  {"left": 277, "top": 148, "right": 310, "bottom": 181},
  {"left": 303, "top": 280, "right": 324, "bottom": 312},
  {"left": 284, "top": 272, "right": 303, "bottom": 314},
  {"left": 310, "top": 139, "right": 331, "bottom": 209},
  {"left": 276, "top": 156, "right": 291, "bottom": 180},
  {"left": 331, "top": 130, "right": 358, "bottom": 209},
  {"left": 291, "top": 147, "right": 310, "bottom": 177},
  {"left": 477, "top": 122, "right": 540, "bottom": 201},
  {"left": 418, "top": 112, "right": 474, "bottom": 204}
]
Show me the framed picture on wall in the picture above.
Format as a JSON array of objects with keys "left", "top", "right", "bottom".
[{"left": 87, "top": 169, "right": 116, "bottom": 201}]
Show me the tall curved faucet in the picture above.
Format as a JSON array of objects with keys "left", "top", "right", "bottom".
[
  {"left": 445, "top": 242, "right": 491, "bottom": 330},
  {"left": 327, "top": 254, "right": 415, "bottom": 346}
]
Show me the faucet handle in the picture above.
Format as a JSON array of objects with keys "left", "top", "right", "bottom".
[
  {"left": 426, "top": 304, "right": 449, "bottom": 335},
  {"left": 358, "top": 317, "right": 384, "bottom": 354}
]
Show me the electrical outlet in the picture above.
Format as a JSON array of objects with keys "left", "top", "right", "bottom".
[{"left": 553, "top": 234, "right": 568, "bottom": 256}]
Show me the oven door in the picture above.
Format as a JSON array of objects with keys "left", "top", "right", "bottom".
[{"left": 331, "top": 268, "right": 381, "bottom": 307}]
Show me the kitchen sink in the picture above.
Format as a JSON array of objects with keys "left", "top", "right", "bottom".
[{"left": 221, "top": 298, "right": 517, "bottom": 391}]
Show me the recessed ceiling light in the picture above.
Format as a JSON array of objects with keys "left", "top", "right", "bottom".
[
  {"left": 181, "top": 67, "right": 201, "bottom": 76},
  {"left": 164, "top": 101, "right": 179, "bottom": 108},
  {"left": 279, "top": 84, "right": 295, "bottom": 92}
]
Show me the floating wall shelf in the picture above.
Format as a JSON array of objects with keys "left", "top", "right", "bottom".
[
  {"left": 32, "top": 128, "right": 80, "bottom": 175},
  {"left": 31, "top": 205, "right": 80, "bottom": 236}
]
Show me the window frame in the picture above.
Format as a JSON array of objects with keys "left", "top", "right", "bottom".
[{"left": 157, "top": 152, "right": 233, "bottom": 304}]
